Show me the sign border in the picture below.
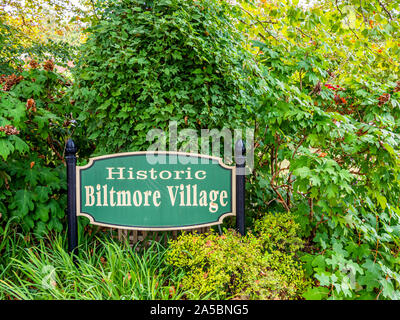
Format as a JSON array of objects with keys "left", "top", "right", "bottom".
[{"left": 76, "top": 151, "right": 236, "bottom": 231}]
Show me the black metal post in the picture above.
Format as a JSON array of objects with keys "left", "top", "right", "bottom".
[
  {"left": 65, "top": 139, "right": 78, "bottom": 254},
  {"left": 235, "top": 139, "right": 246, "bottom": 236}
]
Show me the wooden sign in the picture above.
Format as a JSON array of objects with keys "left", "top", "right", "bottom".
[
  {"left": 65, "top": 139, "right": 246, "bottom": 253},
  {"left": 76, "top": 152, "right": 236, "bottom": 230}
]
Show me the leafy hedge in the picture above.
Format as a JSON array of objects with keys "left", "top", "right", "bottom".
[{"left": 71, "top": 0, "right": 257, "bottom": 155}]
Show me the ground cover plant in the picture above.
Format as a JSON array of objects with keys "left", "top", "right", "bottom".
[{"left": 0, "top": 222, "right": 189, "bottom": 300}]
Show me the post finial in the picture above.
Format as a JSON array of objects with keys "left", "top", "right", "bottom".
[{"left": 66, "top": 139, "right": 77, "bottom": 156}]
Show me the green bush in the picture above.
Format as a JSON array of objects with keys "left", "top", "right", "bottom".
[
  {"left": 0, "top": 62, "right": 77, "bottom": 234},
  {"left": 255, "top": 212, "right": 311, "bottom": 296},
  {"left": 165, "top": 212, "right": 311, "bottom": 299},
  {"left": 236, "top": 1, "right": 400, "bottom": 299},
  {"left": 254, "top": 211, "right": 304, "bottom": 253},
  {"left": 72, "top": 0, "right": 256, "bottom": 155}
]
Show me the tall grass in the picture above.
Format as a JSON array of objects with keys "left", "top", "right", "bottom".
[{"left": 0, "top": 222, "right": 195, "bottom": 300}]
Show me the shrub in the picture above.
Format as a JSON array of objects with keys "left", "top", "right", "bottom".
[
  {"left": 0, "top": 62, "right": 78, "bottom": 234},
  {"left": 254, "top": 212, "right": 311, "bottom": 296},
  {"left": 254, "top": 211, "right": 304, "bottom": 253},
  {"left": 71, "top": 0, "right": 257, "bottom": 155},
  {"left": 237, "top": 0, "right": 400, "bottom": 299},
  {"left": 165, "top": 212, "right": 311, "bottom": 299}
]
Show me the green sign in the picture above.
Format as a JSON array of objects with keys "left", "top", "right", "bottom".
[{"left": 76, "top": 152, "right": 236, "bottom": 230}]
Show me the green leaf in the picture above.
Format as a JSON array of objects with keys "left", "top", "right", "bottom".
[
  {"left": 325, "top": 184, "right": 338, "bottom": 199},
  {"left": 0, "top": 138, "right": 14, "bottom": 160},
  {"left": 376, "top": 194, "right": 387, "bottom": 210},
  {"left": 34, "top": 186, "right": 50, "bottom": 202},
  {"left": 22, "top": 215, "right": 35, "bottom": 229},
  {"left": 311, "top": 255, "right": 326, "bottom": 270},
  {"left": 34, "top": 205, "right": 49, "bottom": 222},
  {"left": 24, "top": 169, "right": 40, "bottom": 186},
  {"left": 47, "top": 199, "right": 63, "bottom": 218},
  {"left": 293, "top": 166, "right": 311, "bottom": 178},
  {"left": 8, "top": 135, "right": 29, "bottom": 154},
  {"left": 9, "top": 189, "right": 34, "bottom": 217},
  {"left": 302, "top": 287, "right": 330, "bottom": 300},
  {"left": 315, "top": 271, "right": 331, "bottom": 286}
]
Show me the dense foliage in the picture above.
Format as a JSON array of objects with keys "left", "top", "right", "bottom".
[
  {"left": 238, "top": 0, "right": 400, "bottom": 299},
  {"left": 0, "top": 62, "right": 74, "bottom": 234},
  {"left": 71, "top": 0, "right": 257, "bottom": 154},
  {"left": 0, "top": 227, "right": 186, "bottom": 299},
  {"left": 166, "top": 213, "right": 311, "bottom": 299},
  {"left": 1, "top": 0, "right": 400, "bottom": 301},
  {"left": 0, "top": 0, "right": 89, "bottom": 73}
]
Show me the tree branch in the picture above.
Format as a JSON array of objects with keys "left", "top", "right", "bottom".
[
  {"left": 376, "top": 0, "right": 393, "bottom": 20},
  {"left": 238, "top": 5, "right": 279, "bottom": 41}
]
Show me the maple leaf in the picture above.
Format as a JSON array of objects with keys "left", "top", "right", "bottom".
[{"left": 9, "top": 189, "right": 34, "bottom": 217}]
